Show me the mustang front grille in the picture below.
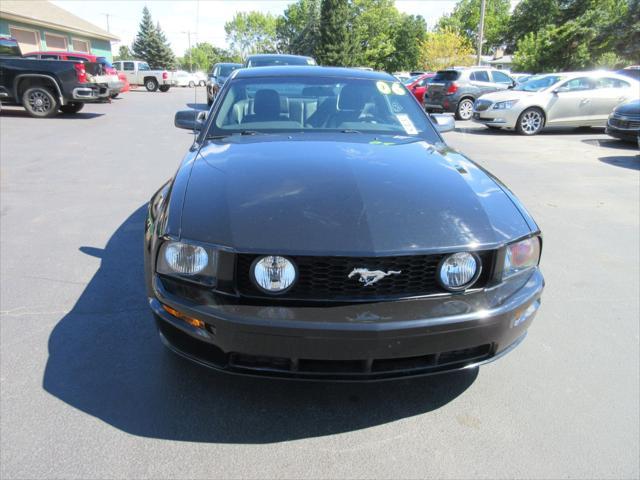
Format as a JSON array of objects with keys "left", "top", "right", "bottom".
[{"left": 236, "top": 251, "right": 495, "bottom": 301}]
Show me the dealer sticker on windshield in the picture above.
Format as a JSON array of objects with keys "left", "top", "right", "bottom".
[{"left": 396, "top": 114, "right": 418, "bottom": 134}]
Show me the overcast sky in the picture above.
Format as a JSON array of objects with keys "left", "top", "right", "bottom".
[{"left": 51, "top": 0, "right": 460, "bottom": 56}]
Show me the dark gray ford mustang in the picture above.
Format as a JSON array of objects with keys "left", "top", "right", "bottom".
[{"left": 144, "top": 66, "right": 544, "bottom": 380}]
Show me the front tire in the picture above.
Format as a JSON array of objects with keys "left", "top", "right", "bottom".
[
  {"left": 188, "top": 81, "right": 195, "bottom": 88},
  {"left": 158, "top": 85, "right": 170, "bottom": 92},
  {"left": 516, "top": 108, "right": 545, "bottom": 135},
  {"left": 455, "top": 98, "right": 474, "bottom": 121},
  {"left": 59, "top": 102, "right": 84, "bottom": 114},
  {"left": 22, "top": 86, "right": 59, "bottom": 118},
  {"left": 199, "top": 80, "right": 206, "bottom": 87},
  {"left": 145, "top": 79, "right": 159, "bottom": 92}
]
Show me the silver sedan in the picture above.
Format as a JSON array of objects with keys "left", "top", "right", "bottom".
[{"left": 472, "top": 71, "right": 640, "bottom": 135}]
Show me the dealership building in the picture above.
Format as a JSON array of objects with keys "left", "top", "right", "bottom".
[{"left": 0, "top": 0, "right": 118, "bottom": 60}]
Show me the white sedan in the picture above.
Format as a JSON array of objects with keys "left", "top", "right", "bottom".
[
  {"left": 472, "top": 71, "right": 639, "bottom": 135},
  {"left": 172, "top": 70, "right": 200, "bottom": 87}
]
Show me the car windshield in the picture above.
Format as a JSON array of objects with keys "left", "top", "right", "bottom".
[
  {"left": 219, "top": 64, "right": 239, "bottom": 77},
  {"left": 513, "top": 75, "right": 563, "bottom": 91},
  {"left": 209, "top": 75, "right": 438, "bottom": 140}
]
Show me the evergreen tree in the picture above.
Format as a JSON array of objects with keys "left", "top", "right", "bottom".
[
  {"left": 317, "top": 0, "right": 354, "bottom": 66},
  {"left": 131, "top": 7, "right": 175, "bottom": 69}
]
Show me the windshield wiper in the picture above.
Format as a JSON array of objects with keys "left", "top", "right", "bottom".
[
  {"left": 238, "top": 130, "right": 262, "bottom": 135},
  {"left": 341, "top": 129, "right": 362, "bottom": 133}
]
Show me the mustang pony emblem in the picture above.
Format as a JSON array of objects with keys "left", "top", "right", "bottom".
[{"left": 348, "top": 268, "right": 402, "bottom": 286}]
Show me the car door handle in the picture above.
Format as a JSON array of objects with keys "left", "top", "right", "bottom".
[
  {"left": 580, "top": 98, "right": 591, "bottom": 105},
  {"left": 618, "top": 96, "right": 628, "bottom": 102}
]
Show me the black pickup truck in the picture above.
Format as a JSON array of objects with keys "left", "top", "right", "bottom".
[{"left": 0, "top": 37, "right": 109, "bottom": 118}]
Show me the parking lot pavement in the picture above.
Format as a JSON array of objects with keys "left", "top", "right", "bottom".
[{"left": 1, "top": 88, "right": 638, "bottom": 479}]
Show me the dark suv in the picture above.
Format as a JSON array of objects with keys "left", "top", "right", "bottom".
[
  {"left": 206, "top": 62, "right": 242, "bottom": 106},
  {"left": 423, "top": 68, "right": 515, "bottom": 120}
]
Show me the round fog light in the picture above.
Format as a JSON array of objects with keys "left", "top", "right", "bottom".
[
  {"left": 438, "top": 252, "right": 480, "bottom": 291},
  {"left": 253, "top": 256, "right": 297, "bottom": 293}
]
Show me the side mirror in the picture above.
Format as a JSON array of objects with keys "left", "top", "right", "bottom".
[
  {"left": 552, "top": 88, "right": 560, "bottom": 95},
  {"left": 431, "top": 113, "right": 455, "bottom": 133},
  {"left": 174, "top": 110, "right": 206, "bottom": 130}
]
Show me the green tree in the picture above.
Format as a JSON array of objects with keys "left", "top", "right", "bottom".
[
  {"left": 114, "top": 45, "right": 133, "bottom": 61},
  {"left": 317, "top": 0, "right": 356, "bottom": 66},
  {"left": 131, "top": 7, "right": 175, "bottom": 68},
  {"left": 388, "top": 14, "right": 427, "bottom": 71},
  {"left": 419, "top": 28, "right": 474, "bottom": 71},
  {"left": 351, "top": 0, "right": 401, "bottom": 69},
  {"left": 512, "top": 0, "right": 632, "bottom": 71},
  {"left": 224, "top": 11, "right": 279, "bottom": 59},
  {"left": 507, "top": 0, "right": 560, "bottom": 50},
  {"left": 276, "top": 0, "right": 321, "bottom": 56},
  {"left": 179, "top": 43, "right": 240, "bottom": 72},
  {"left": 437, "top": 0, "right": 510, "bottom": 54}
]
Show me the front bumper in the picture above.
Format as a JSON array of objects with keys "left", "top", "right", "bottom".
[
  {"left": 472, "top": 108, "right": 520, "bottom": 128},
  {"left": 606, "top": 119, "right": 639, "bottom": 142},
  {"left": 150, "top": 268, "right": 544, "bottom": 381}
]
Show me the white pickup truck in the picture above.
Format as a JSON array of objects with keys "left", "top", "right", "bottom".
[{"left": 111, "top": 60, "right": 174, "bottom": 92}]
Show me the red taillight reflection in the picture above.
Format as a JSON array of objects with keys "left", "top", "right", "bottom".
[
  {"left": 73, "top": 63, "right": 87, "bottom": 83},
  {"left": 445, "top": 83, "right": 458, "bottom": 95}
]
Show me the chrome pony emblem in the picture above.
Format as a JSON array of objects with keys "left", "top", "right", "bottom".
[{"left": 348, "top": 268, "right": 401, "bottom": 286}]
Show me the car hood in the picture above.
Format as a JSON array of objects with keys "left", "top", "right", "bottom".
[
  {"left": 179, "top": 135, "right": 533, "bottom": 255},
  {"left": 614, "top": 99, "right": 640, "bottom": 114},
  {"left": 479, "top": 90, "right": 542, "bottom": 103}
]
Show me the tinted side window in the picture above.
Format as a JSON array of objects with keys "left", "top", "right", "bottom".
[
  {"left": 41, "top": 54, "right": 59, "bottom": 60},
  {"left": 123, "top": 62, "right": 134, "bottom": 71},
  {"left": 67, "top": 56, "right": 88, "bottom": 62},
  {"left": 492, "top": 71, "right": 513, "bottom": 84},
  {"left": 558, "top": 77, "right": 594, "bottom": 92},
  {"left": 471, "top": 71, "right": 490, "bottom": 82},
  {"left": 595, "top": 77, "right": 630, "bottom": 89},
  {"left": 433, "top": 70, "right": 460, "bottom": 82}
]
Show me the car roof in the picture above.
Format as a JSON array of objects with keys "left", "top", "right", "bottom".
[
  {"left": 233, "top": 65, "right": 396, "bottom": 81},
  {"left": 533, "top": 70, "right": 639, "bottom": 81},
  {"left": 245, "top": 54, "right": 313, "bottom": 60},
  {"left": 215, "top": 62, "right": 242, "bottom": 66}
]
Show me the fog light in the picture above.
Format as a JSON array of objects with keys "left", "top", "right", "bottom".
[
  {"left": 162, "top": 304, "right": 205, "bottom": 329},
  {"left": 252, "top": 256, "right": 297, "bottom": 293}
]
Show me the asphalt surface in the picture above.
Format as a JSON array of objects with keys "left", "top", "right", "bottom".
[{"left": 1, "top": 87, "right": 638, "bottom": 479}]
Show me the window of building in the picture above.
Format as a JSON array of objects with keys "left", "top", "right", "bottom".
[
  {"left": 44, "top": 32, "right": 68, "bottom": 51},
  {"left": 9, "top": 26, "right": 40, "bottom": 54},
  {"left": 72, "top": 38, "right": 91, "bottom": 53}
]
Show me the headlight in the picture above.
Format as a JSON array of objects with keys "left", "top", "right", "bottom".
[
  {"left": 252, "top": 256, "right": 297, "bottom": 293},
  {"left": 493, "top": 100, "right": 518, "bottom": 110},
  {"left": 503, "top": 237, "right": 541, "bottom": 279},
  {"left": 156, "top": 240, "right": 218, "bottom": 285},
  {"left": 438, "top": 252, "right": 481, "bottom": 291}
]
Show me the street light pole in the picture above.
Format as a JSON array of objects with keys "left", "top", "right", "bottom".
[{"left": 477, "top": 0, "right": 486, "bottom": 66}]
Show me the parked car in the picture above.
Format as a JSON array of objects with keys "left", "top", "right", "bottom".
[
  {"left": 172, "top": 70, "right": 199, "bottom": 87},
  {"left": 23, "top": 50, "right": 124, "bottom": 98},
  {"left": 206, "top": 62, "right": 242, "bottom": 105},
  {"left": 423, "top": 67, "right": 516, "bottom": 120},
  {"left": 406, "top": 73, "right": 435, "bottom": 104},
  {"left": 148, "top": 66, "right": 544, "bottom": 381},
  {"left": 112, "top": 60, "right": 174, "bottom": 92},
  {"left": 617, "top": 66, "right": 640, "bottom": 81},
  {"left": 193, "top": 71, "right": 207, "bottom": 86},
  {"left": 244, "top": 54, "right": 317, "bottom": 68},
  {"left": 606, "top": 99, "right": 640, "bottom": 143},
  {"left": 0, "top": 37, "right": 109, "bottom": 117},
  {"left": 472, "top": 71, "right": 639, "bottom": 135},
  {"left": 511, "top": 73, "right": 532, "bottom": 84}
]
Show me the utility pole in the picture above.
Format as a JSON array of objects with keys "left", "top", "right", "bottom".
[
  {"left": 181, "top": 30, "right": 192, "bottom": 72},
  {"left": 477, "top": 0, "right": 486, "bottom": 66},
  {"left": 101, "top": 13, "right": 111, "bottom": 33}
]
